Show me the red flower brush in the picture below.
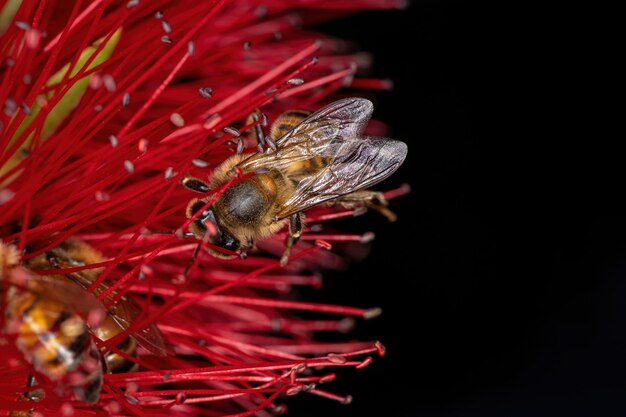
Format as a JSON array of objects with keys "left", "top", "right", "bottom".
[{"left": 0, "top": 1, "right": 409, "bottom": 416}]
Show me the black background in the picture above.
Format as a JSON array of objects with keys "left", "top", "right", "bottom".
[{"left": 287, "top": 2, "right": 625, "bottom": 417}]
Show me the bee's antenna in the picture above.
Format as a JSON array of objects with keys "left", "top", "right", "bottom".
[{"left": 150, "top": 230, "right": 194, "bottom": 237}]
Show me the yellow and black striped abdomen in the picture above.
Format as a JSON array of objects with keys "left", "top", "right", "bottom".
[
  {"left": 93, "top": 315, "right": 139, "bottom": 374},
  {"left": 6, "top": 290, "right": 104, "bottom": 403},
  {"left": 269, "top": 109, "right": 312, "bottom": 140},
  {"left": 9, "top": 292, "right": 89, "bottom": 377},
  {"left": 270, "top": 109, "right": 335, "bottom": 181},
  {"left": 283, "top": 154, "right": 331, "bottom": 182},
  {"left": 23, "top": 245, "right": 144, "bottom": 377}
]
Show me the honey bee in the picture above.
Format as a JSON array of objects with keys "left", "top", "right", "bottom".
[
  {"left": 181, "top": 98, "right": 407, "bottom": 265},
  {"left": 1, "top": 241, "right": 103, "bottom": 409},
  {"left": 0, "top": 238, "right": 168, "bottom": 409}
]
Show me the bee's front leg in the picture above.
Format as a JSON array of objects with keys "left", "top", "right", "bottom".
[
  {"left": 180, "top": 176, "right": 210, "bottom": 193},
  {"left": 182, "top": 243, "right": 202, "bottom": 279},
  {"left": 330, "top": 190, "right": 397, "bottom": 222},
  {"left": 280, "top": 213, "right": 303, "bottom": 266},
  {"left": 238, "top": 238, "right": 255, "bottom": 260}
]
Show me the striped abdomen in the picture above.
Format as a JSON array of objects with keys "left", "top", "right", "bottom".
[
  {"left": 269, "top": 109, "right": 312, "bottom": 139},
  {"left": 93, "top": 315, "right": 139, "bottom": 374},
  {"left": 6, "top": 291, "right": 103, "bottom": 403}
]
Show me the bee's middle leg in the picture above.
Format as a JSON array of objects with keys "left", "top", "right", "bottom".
[
  {"left": 250, "top": 111, "right": 265, "bottom": 147},
  {"left": 281, "top": 213, "right": 303, "bottom": 266},
  {"left": 330, "top": 190, "right": 397, "bottom": 222}
]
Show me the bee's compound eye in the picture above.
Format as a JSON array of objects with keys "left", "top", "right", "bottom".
[
  {"left": 192, "top": 199, "right": 206, "bottom": 214},
  {"left": 186, "top": 198, "right": 208, "bottom": 220}
]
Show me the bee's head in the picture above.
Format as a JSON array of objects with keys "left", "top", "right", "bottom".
[{"left": 186, "top": 199, "right": 240, "bottom": 258}]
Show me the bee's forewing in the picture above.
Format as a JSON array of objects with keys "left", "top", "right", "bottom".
[
  {"left": 43, "top": 246, "right": 170, "bottom": 357},
  {"left": 22, "top": 272, "right": 106, "bottom": 324},
  {"left": 237, "top": 97, "right": 374, "bottom": 173},
  {"left": 108, "top": 297, "right": 171, "bottom": 357},
  {"left": 276, "top": 136, "right": 407, "bottom": 218},
  {"left": 234, "top": 97, "right": 406, "bottom": 218}
]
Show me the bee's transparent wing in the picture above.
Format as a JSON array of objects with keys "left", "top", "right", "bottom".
[
  {"left": 107, "top": 297, "right": 170, "bottom": 357},
  {"left": 276, "top": 136, "right": 407, "bottom": 219},
  {"left": 46, "top": 248, "right": 170, "bottom": 357},
  {"left": 237, "top": 97, "right": 374, "bottom": 173},
  {"left": 20, "top": 272, "right": 106, "bottom": 322}
]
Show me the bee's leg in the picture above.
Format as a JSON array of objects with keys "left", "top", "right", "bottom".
[
  {"left": 180, "top": 176, "right": 210, "bottom": 193},
  {"left": 331, "top": 190, "right": 397, "bottom": 222},
  {"left": 183, "top": 243, "right": 202, "bottom": 279},
  {"left": 8, "top": 375, "right": 43, "bottom": 417},
  {"left": 249, "top": 110, "right": 266, "bottom": 150},
  {"left": 24, "top": 375, "right": 44, "bottom": 401},
  {"left": 281, "top": 213, "right": 303, "bottom": 267},
  {"left": 238, "top": 238, "right": 255, "bottom": 260}
]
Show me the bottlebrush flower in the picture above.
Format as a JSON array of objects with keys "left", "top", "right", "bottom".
[{"left": 0, "top": 1, "right": 409, "bottom": 416}]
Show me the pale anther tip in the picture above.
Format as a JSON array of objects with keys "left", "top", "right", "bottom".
[{"left": 363, "top": 307, "right": 382, "bottom": 320}]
